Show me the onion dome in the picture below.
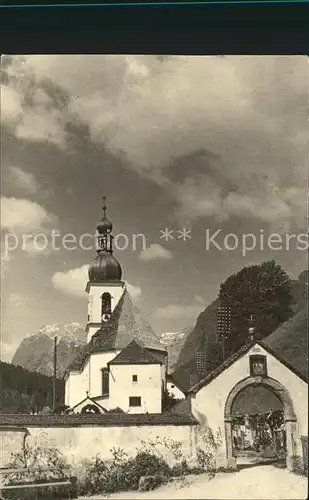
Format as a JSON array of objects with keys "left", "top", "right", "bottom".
[
  {"left": 88, "top": 196, "right": 122, "bottom": 283},
  {"left": 88, "top": 251, "right": 122, "bottom": 282},
  {"left": 96, "top": 196, "right": 113, "bottom": 234},
  {"left": 96, "top": 217, "right": 112, "bottom": 234}
]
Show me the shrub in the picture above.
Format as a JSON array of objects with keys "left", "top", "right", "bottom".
[
  {"left": 79, "top": 455, "right": 109, "bottom": 495},
  {"left": 80, "top": 448, "right": 172, "bottom": 495},
  {"left": 2, "top": 439, "right": 73, "bottom": 499},
  {"left": 108, "top": 406, "right": 125, "bottom": 413},
  {"left": 130, "top": 451, "right": 171, "bottom": 485},
  {"left": 171, "top": 458, "right": 190, "bottom": 477}
]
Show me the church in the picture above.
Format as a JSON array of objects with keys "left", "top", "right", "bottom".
[{"left": 64, "top": 199, "right": 168, "bottom": 414}]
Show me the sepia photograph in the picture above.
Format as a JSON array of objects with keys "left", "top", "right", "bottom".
[{"left": 0, "top": 55, "right": 308, "bottom": 499}]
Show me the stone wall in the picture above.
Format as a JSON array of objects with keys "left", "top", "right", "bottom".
[{"left": 0, "top": 413, "right": 199, "bottom": 469}]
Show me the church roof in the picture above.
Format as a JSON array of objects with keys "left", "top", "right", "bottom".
[
  {"left": 108, "top": 340, "right": 163, "bottom": 365},
  {"left": 68, "top": 289, "right": 165, "bottom": 372}
]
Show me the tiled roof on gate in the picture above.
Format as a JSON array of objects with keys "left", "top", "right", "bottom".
[{"left": 187, "top": 334, "right": 308, "bottom": 394}]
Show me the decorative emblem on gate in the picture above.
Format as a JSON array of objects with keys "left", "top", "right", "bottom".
[{"left": 249, "top": 355, "right": 267, "bottom": 377}]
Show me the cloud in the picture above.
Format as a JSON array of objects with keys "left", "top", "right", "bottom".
[
  {"left": 1, "top": 56, "right": 72, "bottom": 149},
  {"left": 52, "top": 263, "right": 142, "bottom": 300},
  {"left": 7, "top": 166, "right": 40, "bottom": 194},
  {"left": 52, "top": 264, "right": 88, "bottom": 298},
  {"left": 21, "top": 239, "right": 52, "bottom": 258},
  {"left": 1, "top": 197, "right": 56, "bottom": 233},
  {"left": 154, "top": 303, "right": 204, "bottom": 320},
  {"left": 0, "top": 254, "right": 10, "bottom": 278},
  {"left": 4, "top": 55, "right": 307, "bottom": 231},
  {"left": 139, "top": 243, "right": 173, "bottom": 262},
  {"left": 126, "top": 282, "right": 142, "bottom": 299},
  {"left": 1, "top": 85, "right": 23, "bottom": 124}
]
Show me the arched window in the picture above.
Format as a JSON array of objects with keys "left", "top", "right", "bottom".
[{"left": 101, "top": 292, "right": 112, "bottom": 316}]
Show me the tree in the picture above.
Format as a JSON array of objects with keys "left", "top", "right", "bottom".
[
  {"left": 108, "top": 407, "right": 125, "bottom": 413},
  {"left": 162, "top": 390, "right": 181, "bottom": 412},
  {"left": 219, "top": 260, "right": 293, "bottom": 355}
]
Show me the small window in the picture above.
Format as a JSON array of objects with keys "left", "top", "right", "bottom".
[
  {"left": 250, "top": 355, "right": 267, "bottom": 377},
  {"left": 171, "top": 385, "right": 175, "bottom": 388},
  {"left": 129, "top": 396, "right": 141, "bottom": 407},
  {"left": 132, "top": 374, "right": 138, "bottom": 382},
  {"left": 101, "top": 368, "right": 109, "bottom": 395}
]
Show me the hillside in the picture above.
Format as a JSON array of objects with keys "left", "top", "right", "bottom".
[
  {"left": 0, "top": 361, "right": 64, "bottom": 413},
  {"left": 11, "top": 270, "right": 308, "bottom": 385},
  {"left": 263, "top": 306, "right": 308, "bottom": 380},
  {"left": 169, "top": 270, "right": 308, "bottom": 391}
]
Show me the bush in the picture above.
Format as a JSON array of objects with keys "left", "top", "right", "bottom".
[
  {"left": 79, "top": 444, "right": 213, "bottom": 496},
  {"left": 130, "top": 451, "right": 171, "bottom": 485},
  {"left": 2, "top": 439, "right": 73, "bottom": 499},
  {"left": 171, "top": 458, "right": 190, "bottom": 477},
  {"left": 108, "top": 406, "right": 125, "bottom": 413},
  {"left": 80, "top": 449, "right": 172, "bottom": 495}
]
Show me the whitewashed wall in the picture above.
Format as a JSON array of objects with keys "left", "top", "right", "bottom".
[
  {"left": 191, "top": 343, "right": 308, "bottom": 467},
  {"left": 109, "top": 364, "right": 163, "bottom": 413},
  {"left": 86, "top": 283, "right": 125, "bottom": 342},
  {"left": 167, "top": 381, "right": 185, "bottom": 400},
  {"left": 1, "top": 424, "right": 197, "bottom": 469}
]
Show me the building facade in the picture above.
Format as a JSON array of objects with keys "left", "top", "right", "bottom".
[
  {"left": 188, "top": 340, "right": 308, "bottom": 472},
  {"left": 64, "top": 199, "right": 167, "bottom": 413}
]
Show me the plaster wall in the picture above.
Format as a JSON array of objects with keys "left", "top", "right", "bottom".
[{"left": 191, "top": 344, "right": 308, "bottom": 468}]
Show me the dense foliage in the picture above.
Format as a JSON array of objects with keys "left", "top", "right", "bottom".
[
  {"left": 0, "top": 361, "right": 64, "bottom": 413},
  {"left": 108, "top": 406, "right": 125, "bottom": 413},
  {"left": 2, "top": 439, "right": 73, "bottom": 499},
  {"left": 162, "top": 390, "right": 182, "bottom": 412},
  {"left": 1, "top": 426, "right": 226, "bottom": 498},
  {"left": 219, "top": 260, "right": 294, "bottom": 355}
]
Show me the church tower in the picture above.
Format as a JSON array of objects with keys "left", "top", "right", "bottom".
[{"left": 86, "top": 197, "right": 125, "bottom": 342}]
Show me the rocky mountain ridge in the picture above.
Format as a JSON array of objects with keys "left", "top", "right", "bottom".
[
  {"left": 12, "top": 323, "right": 87, "bottom": 378},
  {"left": 11, "top": 270, "right": 308, "bottom": 380}
]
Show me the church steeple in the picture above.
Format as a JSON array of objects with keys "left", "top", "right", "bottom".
[
  {"left": 88, "top": 197, "right": 122, "bottom": 283},
  {"left": 96, "top": 196, "right": 114, "bottom": 254}
]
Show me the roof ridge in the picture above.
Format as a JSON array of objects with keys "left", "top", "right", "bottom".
[
  {"left": 187, "top": 337, "right": 308, "bottom": 394},
  {"left": 108, "top": 340, "right": 162, "bottom": 365},
  {"left": 187, "top": 339, "right": 256, "bottom": 394}
]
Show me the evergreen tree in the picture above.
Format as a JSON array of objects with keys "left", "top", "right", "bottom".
[{"left": 219, "top": 260, "right": 293, "bottom": 355}]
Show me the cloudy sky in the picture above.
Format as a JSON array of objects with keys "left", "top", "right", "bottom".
[{"left": 1, "top": 55, "right": 307, "bottom": 361}]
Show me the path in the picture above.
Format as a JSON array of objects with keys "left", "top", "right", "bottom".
[{"left": 81, "top": 464, "right": 307, "bottom": 499}]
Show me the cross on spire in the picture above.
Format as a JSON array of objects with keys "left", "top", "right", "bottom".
[{"left": 102, "top": 196, "right": 107, "bottom": 215}]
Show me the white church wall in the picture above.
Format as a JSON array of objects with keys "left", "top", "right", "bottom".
[
  {"left": 66, "top": 368, "right": 89, "bottom": 409},
  {"left": 167, "top": 381, "right": 185, "bottom": 400},
  {"left": 109, "top": 364, "right": 163, "bottom": 413},
  {"left": 191, "top": 343, "right": 308, "bottom": 467},
  {"left": 161, "top": 363, "right": 167, "bottom": 390},
  {"left": 89, "top": 350, "right": 121, "bottom": 398}
]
